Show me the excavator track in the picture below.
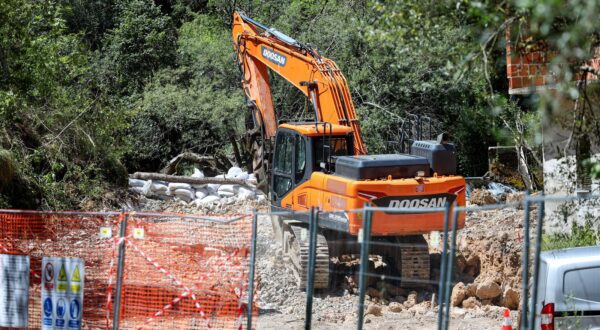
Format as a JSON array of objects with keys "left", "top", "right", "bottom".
[
  {"left": 371, "top": 235, "right": 430, "bottom": 288},
  {"left": 398, "top": 235, "right": 430, "bottom": 288},
  {"left": 286, "top": 226, "right": 330, "bottom": 290}
]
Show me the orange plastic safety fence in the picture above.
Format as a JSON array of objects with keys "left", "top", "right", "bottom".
[
  {"left": 117, "top": 213, "right": 255, "bottom": 330},
  {"left": 0, "top": 210, "right": 258, "bottom": 330},
  {"left": 0, "top": 210, "right": 121, "bottom": 329}
]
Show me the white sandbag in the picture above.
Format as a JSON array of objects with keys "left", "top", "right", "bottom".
[
  {"left": 218, "top": 184, "right": 237, "bottom": 197},
  {"left": 235, "top": 171, "right": 249, "bottom": 180},
  {"left": 173, "top": 188, "right": 195, "bottom": 202},
  {"left": 227, "top": 167, "right": 243, "bottom": 176},
  {"left": 248, "top": 173, "right": 257, "bottom": 181},
  {"left": 195, "top": 188, "right": 208, "bottom": 200},
  {"left": 207, "top": 183, "right": 220, "bottom": 194},
  {"left": 200, "top": 195, "right": 221, "bottom": 204},
  {"left": 191, "top": 168, "right": 204, "bottom": 178},
  {"left": 168, "top": 182, "right": 192, "bottom": 191},
  {"left": 257, "top": 194, "right": 266, "bottom": 202},
  {"left": 151, "top": 182, "right": 168, "bottom": 192},
  {"left": 192, "top": 184, "right": 207, "bottom": 189},
  {"left": 129, "top": 187, "right": 144, "bottom": 194},
  {"left": 141, "top": 180, "right": 153, "bottom": 196},
  {"left": 129, "top": 179, "right": 146, "bottom": 187},
  {"left": 237, "top": 187, "right": 256, "bottom": 201}
]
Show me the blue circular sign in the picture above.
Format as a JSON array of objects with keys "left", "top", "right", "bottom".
[
  {"left": 43, "top": 297, "right": 53, "bottom": 317},
  {"left": 56, "top": 298, "right": 66, "bottom": 318},
  {"left": 69, "top": 299, "right": 80, "bottom": 319}
]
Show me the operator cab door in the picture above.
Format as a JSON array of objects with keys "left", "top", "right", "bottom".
[{"left": 271, "top": 129, "right": 310, "bottom": 207}]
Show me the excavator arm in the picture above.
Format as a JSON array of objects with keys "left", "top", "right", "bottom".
[{"left": 232, "top": 12, "right": 367, "bottom": 155}]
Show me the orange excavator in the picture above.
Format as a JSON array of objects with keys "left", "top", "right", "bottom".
[{"left": 232, "top": 12, "right": 466, "bottom": 289}]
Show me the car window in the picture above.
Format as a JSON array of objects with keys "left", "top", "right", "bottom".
[{"left": 563, "top": 267, "right": 600, "bottom": 302}]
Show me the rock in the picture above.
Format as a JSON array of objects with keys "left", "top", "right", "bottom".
[
  {"left": 462, "top": 297, "right": 481, "bottom": 309},
  {"left": 476, "top": 280, "right": 502, "bottom": 300},
  {"left": 404, "top": 291, "right": 418, "bottom": 309},
  {"left": 506, "top": 192, "right": 525, "bottom": 208},
  {"left": 465, "top": 283, "right": 477, "bottom": 297},
  {"left": 200, "top": 195, "right": 220, "bottom": 204},
  {"left": 388, "top": 301, "right": 404, "bottom": 313},
  {"left": 367, "top": 287, "right": 382, "bottom": 299},
  {"left": 365, "top": 304, "right": 382, "bottom": 317},
  {"left": 451, "top": 282, "right": 467, "bottom": 306},
  {"left": 502, "top": 287, "right": 520, "bottom": 310},
  {"left": 469, "top": 189, "right": 497, "bottom": 205}
]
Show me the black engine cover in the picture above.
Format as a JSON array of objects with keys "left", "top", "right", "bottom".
[{"left": 334, "top": 154, "right": 430, "bottom": 180}]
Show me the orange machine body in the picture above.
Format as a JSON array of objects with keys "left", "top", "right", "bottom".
[{"left": 279, "top": 171, "right": 465, "bottom": 236}]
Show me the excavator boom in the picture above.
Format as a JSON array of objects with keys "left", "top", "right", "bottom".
[{"left": 232, "top": 12, "right": 367, "bottom": 155}]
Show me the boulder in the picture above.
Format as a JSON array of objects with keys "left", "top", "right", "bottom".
[
  {"left": 388, "top": 302, "right": 403, "bottom": 313},
  {"left": 506, "top": 192, "right": 525, "bottom": 209},
  {"left": 403, "top": 291, "right": 418, "bottom": 309},
  {"left": 462, "top": 297, "right": 481, "bottom": 309},
  {"left": 469, "top": 189, "right": 497, "bottom": 205},
  {"left": 451, "top": 282, "right": 468, "bottom": 306},
  {"left": 365, "top": 304, "right": 382, "bottom": 317},
  {"left": 502, "top": 287, "right": 520, "bottom": 310},
  {"left": 367, "top": 287, "right": 382, "bottom": 299},
  {"left": 476, "top": 280, "right": 502, "bottom": 300}
]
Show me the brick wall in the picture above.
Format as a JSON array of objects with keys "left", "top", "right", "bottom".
[{"left": 506, "top": 40, "right": 600, "bottom": 95}]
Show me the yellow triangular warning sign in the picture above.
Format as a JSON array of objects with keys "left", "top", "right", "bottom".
[
  {"left": 58, "top": 264, "right": 68, "bottom": 281},
  {"left": 71, "top": 265, "right": 81, "bottom": 282}
]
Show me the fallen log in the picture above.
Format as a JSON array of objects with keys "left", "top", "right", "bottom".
[
  {"left": 131, "top": 172, "right": 257, "bottom": 188},
  {"left": 161, "top": 152, "right": 219, "bottom": 175}
]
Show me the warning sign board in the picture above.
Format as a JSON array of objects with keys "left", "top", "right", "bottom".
[
  {"left": 0, "top": 254, "right": 30, "bottom": 328},
  {"left": 41, "top": 257, "right": 84, "bottom": 330}
]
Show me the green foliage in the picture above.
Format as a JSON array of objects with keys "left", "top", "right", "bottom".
[
  {"left": 543, "top": 221, "right": 600, "bottom": 251},
  {"left": 125, "top": 14, "right": 243, "bottom": 170},
  {"left": 98, "top": 0, "right": 177, "bottom": 93},
  {"left": 0, "top": 149, "right": 15, "bottom": 190}
]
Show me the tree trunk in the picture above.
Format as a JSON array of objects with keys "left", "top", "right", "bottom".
[
  {"left": 516, "top": 145, "right": 534, "bottom": 191},
  {"left": 161, "top": 152, "right": 219, "bottom": 175},
  {"left": 131, "top": 172, "right": 257, "bottom": 188}
]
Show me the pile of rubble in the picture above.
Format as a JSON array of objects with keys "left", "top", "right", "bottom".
[{"left": 128, "top": 167, "right": 266, "bottom": 210}]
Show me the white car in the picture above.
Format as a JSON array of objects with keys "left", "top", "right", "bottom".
[{"left": 535, "top": 246, "right": 600, "bottom": 329}]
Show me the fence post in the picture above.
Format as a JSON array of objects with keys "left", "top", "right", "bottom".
[
  {"left": 437, "top": 202, "right": 451, "bottom": 330},
  {"left": 356, "top": 206, "right": 373, "bottom": 330},
  {"left": 112, "top": 211, "right": 128, "bottom": 330},
  {"left": 528, "top": 195, "right": 545, "bottom": 329},
  {"left": 520, "top": 192, "right": 531, "bottom": 329},
  {"left": 442, "top": 205, "right": 459, "bottom": 330},
  {"left": 305, "top": 207, "right": 318, "bottom": 330},
  {"left": 247, "top": 209, "right": 259, "bottom": 330}
]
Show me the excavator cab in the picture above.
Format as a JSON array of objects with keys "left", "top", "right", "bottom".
[{"left": 270, "top": 123, "right": 353, "bottom": 205}]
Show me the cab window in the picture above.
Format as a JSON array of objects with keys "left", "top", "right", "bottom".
[
  {"left": 315, "top": 136, "right": 350, "bottom": 167},
  {"left": 295, "top": 136, "right": 306, "bottom": 183}
]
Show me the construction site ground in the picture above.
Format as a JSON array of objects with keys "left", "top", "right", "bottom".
[{"left": 134, "top": 193, "right": 532, "bottom": 329}]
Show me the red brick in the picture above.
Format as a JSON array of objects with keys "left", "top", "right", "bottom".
[{"left": 510, "top": 77, "right": 523, "bottom": 89}]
